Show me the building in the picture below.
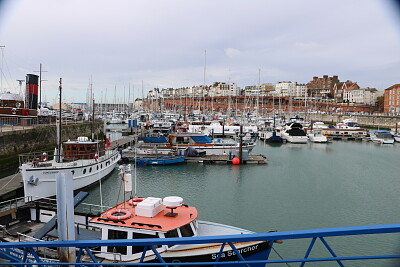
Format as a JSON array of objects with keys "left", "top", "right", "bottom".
[
  {"left": 274, "top": 82, "right": 306, "bottom": 97},
  {"left": 307, "top": 75, "right": 340, "bottom": 98},
  {"left": 384, "top": 84, "right": 400, "bottom": 114},
  {"left": 343, "top": 87, "right": 378, "bottom": 105},
  {"left": 210, "top": 82, "right": 238, "bottom": 96}
]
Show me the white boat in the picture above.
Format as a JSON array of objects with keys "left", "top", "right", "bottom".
[
  {"left": 281, "top": 123, "right": 308, "bottom": 144},
  {"left": 19, "top": 136, "right": 121, "bottom": 200},
  {"left": 336, "top": 118, "right": 360, "bottom": 129},
  {"left": 394, "top": 133, "right": 400, "bottom": 143},
  {"left": 369, "top": 131, "right": 394, "bottom": 144},
  {"left": 311, "top": 121, "right": 329, "bottom": 129},
  {"left": 307, "top": 129, "right": 328, "bottom": 143}
]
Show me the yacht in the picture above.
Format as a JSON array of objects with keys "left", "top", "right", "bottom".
[
  {"left": 281, "top": 123, "right": 308, "bottom": 144},
  {"left": 369, "top": 130, "right": 394, "bottom": 144}
]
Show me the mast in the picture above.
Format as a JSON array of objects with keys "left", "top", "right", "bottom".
[{"left": 58, "top": 78, "right": 62, "bottom": 163}]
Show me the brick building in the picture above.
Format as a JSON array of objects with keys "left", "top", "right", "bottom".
[
  {"left": 307, "top": 75, "right": 339, "bottom": 97},
  {"left": 384, "top": 84, "right": 400, "bottom": 114}
]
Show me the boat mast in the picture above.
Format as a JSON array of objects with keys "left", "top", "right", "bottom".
[{"left": 58, "top": 78, "right": 62, "bottom": 163}]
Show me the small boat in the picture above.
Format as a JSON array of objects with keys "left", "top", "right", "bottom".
[
  {"left": 307, "top": 129, "right": 328, "bottom": 143},
  {"left": 135, "top": 156, "right": 185, "bottom": 165},
  {"left": 369, "top": 130, "right": 394, "bottom": 144}
]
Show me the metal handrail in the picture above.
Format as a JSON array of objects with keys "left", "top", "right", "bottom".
[{"left": 0, "top": 223, "right": 399, "bottom": 266}]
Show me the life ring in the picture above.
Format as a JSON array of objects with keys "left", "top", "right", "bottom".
[
  {"left": 41, "top": 152, "right": 48, "bottom": 161},
  {"left": 128, "top": 198, "right": 144, "bottom": 206},
  {"left": 11, "top": 108, "right": 17, "bottom": 115},
  {"left": 94, "top": 153, "right": 99, "bottom": 161},
  {"left": 106, "top": 209, "right": 132, "bottom": 220}
]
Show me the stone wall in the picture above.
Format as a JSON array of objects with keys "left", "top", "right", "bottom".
[
  {"left": 306, "top": 114, "right": 400, "bottom": 129},
  {"left": 0, "top": 122, "right": 103, "bottom": 158}
]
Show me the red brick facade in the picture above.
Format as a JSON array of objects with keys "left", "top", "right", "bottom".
[{"left": 384, "top": 84, "right": 400, "bottom": 113}]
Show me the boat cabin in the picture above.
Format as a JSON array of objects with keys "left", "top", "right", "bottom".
[
  {"left": 63, "top": 137, "right": 105, "bottom": 161},
  {"left": 90, "top": 196, "right": 198, "bottom": 261},
  {"left": 168, "top": 133, "right": 213, "bottom": 146}
]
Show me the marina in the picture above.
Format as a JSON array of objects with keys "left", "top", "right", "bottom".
[{"left": 0, "top": 0, "right": 399, "bottom": 264}]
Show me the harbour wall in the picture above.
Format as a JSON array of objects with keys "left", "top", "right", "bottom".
[
  {"left": 305, "top": 114, "right": 400, "bottom": 129},
  {"left": 0, "top": 122, "right": 103, "bottom": 171}
]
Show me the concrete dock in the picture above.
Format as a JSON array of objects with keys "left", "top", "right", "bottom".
[{"left": 0, "top": 172, "right": 23, "bottom": 201}]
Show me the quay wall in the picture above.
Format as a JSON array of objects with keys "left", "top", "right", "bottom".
[
  {"left": 0, "top": 122, "right": 103, "bottom": 170},
  {"left": 305, "top": 114, "right": 400, "bottom": 129}
]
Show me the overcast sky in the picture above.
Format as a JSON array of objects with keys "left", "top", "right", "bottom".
[{"left": 0, "top": 0, "right": 399, "bottom": 105}]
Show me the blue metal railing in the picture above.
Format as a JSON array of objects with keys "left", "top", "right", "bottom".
[{"left": 0, "top": 224, "right": 399, "bottom": 266}]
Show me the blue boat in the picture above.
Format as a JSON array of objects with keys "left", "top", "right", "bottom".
[{"left": 135, "top": 156, "right": 185, "bottom": 166}]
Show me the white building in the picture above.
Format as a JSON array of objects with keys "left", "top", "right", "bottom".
[
  {"left": 210, "top": 82, "right": 239, "bottom": 96},
  {"left": 343, "top": 88, "right": 378, "bottom": 105},
  {"left": 274, "top": 82, "right": 306, "bottom": 97}
]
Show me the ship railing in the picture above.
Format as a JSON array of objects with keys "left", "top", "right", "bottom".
[
  {"left": 0, "top": 223, "right": 399, "bottom": 266},
  {"left": 18, "top": 147, "right": 118, "bottom": 169}
]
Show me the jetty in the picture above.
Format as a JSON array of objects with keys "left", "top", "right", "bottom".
[{"left": 123, "top": 152, "right": 267, "bottom": 164}]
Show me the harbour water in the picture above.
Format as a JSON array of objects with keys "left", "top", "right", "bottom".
[{"left": 84, "top": 140, "right": 400, "bottom": 266}]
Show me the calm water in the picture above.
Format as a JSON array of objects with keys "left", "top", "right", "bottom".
[{"left": 85, "top": 140, "right": 400, "bottom": 266}]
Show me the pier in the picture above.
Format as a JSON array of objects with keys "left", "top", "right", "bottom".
[{"left": 124, "top": 152, "right": 267, "bottom": 164}]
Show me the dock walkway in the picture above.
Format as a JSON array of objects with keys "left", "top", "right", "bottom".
[
  {"left": 123, "top": 152, "right": 267, "bottom": 164},
  {"left": 0, "top": 172, "right": 23, "bottom": 201}
]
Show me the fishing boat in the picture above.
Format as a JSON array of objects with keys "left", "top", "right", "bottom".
[
  {"left": 19, "top": 136, "right": 121, "bottom": 200},
  {"left": 0, "top": 165, "right": 272, "bottom": 266},
  {"left": 135, "top": 156, "right": 185, "bottom": 166}
]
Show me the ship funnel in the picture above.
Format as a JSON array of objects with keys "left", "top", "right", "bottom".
[{"left": 26, "top": 74, "right": 39, "bottom": 109}]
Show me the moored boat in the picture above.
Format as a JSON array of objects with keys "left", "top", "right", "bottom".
[
  {"left": 135, "top": 156, "right": 185, "bottom": 165},
  {"left": 369, "top": 130, "right": 394, "bottom": 144},
  {"left": 19, "top": 136, "right": 120, "bottom": 200}
]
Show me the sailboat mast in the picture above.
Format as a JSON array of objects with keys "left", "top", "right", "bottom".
[{"left": 58, "top": 78, "right": 62, "bottom": 163}]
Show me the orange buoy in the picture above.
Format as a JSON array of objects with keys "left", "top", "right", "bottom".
[
  {"left": 232, "top": 157, "right": 240, "bottom": 165},
  {"left": 128, "top": 197, "right": 145, "bottom": 205}
]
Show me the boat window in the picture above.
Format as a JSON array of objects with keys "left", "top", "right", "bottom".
[
  {"left": 97, "top": 165, "right": 99, "bottom": 170},
  {"left": 165, "top": 229, "right": 179, "bottom": 238},
  {"left": 107, "top": 229, "right": 128, "bottom": 254},
  {"left": 180, "top": 223, "right": 194, "bottom": 237},
  {"left": 89, "top": 167, "right": 92, "bottom": 173},
  {"left": 72, "top": 145, "right": 78, "bottom": 151},
  {"left": 83, "top": 169, "right": 86, "bottom": 174},
  {"left": 132, "top": 232, "right": 159, "bottom": 254}
]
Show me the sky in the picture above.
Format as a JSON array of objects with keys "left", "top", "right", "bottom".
[{"left": 0, "top": 0, "right": 399, "bottom": 105}]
